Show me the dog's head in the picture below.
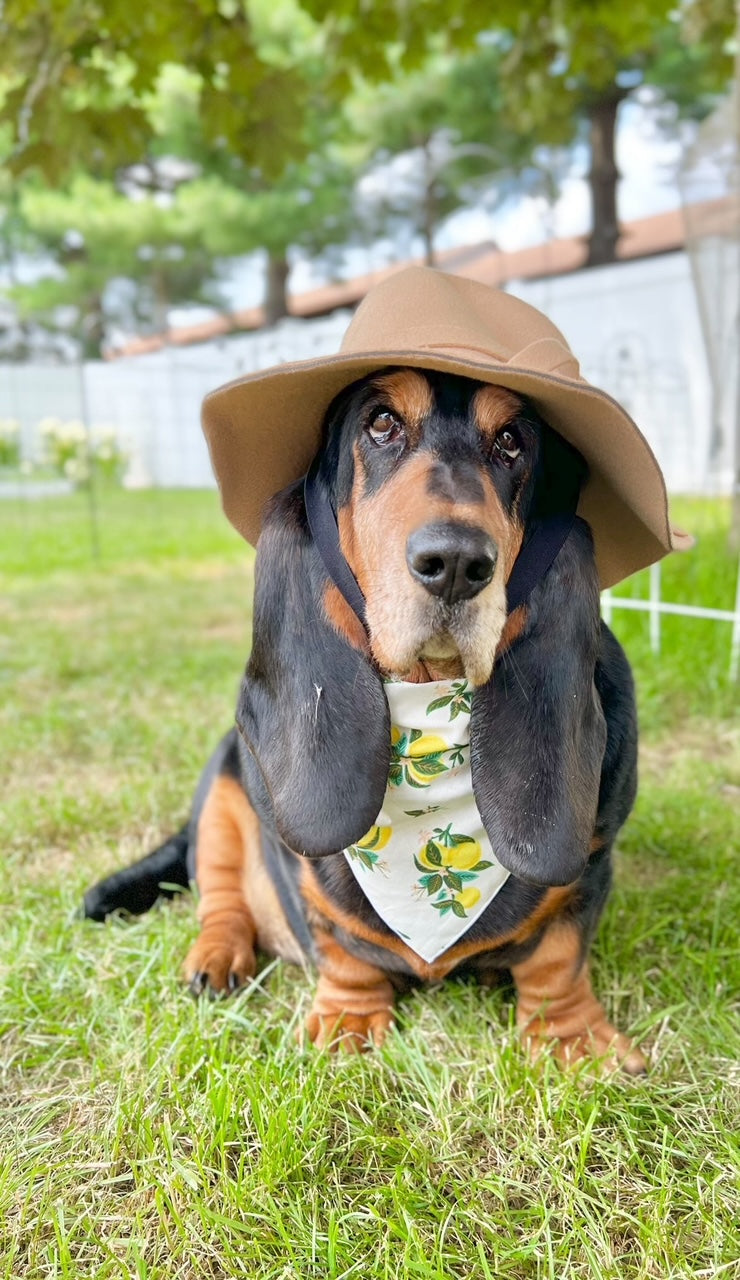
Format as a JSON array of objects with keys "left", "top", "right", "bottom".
[
  {"left": 317, "top": 368, "right": 585, "bottom": 685},
  {"left": 237, "top": 367, "right": 606, "bottom": 884}
]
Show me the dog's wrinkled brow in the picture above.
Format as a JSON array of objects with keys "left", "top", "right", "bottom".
[
  {"left": 369, "top": 370, "right": 433, "bottom": 432},
  {"left": 473, "top": 385, "right": 522, "bottom": 438}
]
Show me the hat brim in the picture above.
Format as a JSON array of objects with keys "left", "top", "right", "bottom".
[{"left": 202, "top": 349, "right": 692, "bottom": 589}]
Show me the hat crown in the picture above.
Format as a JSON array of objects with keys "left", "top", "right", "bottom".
[{"left": 340, "top": 266, "right": 580, "bottom": 378}]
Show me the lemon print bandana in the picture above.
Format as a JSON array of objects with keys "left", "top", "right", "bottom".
[{"left": 343, "top": 678, "right": 510, "bottom": 963}]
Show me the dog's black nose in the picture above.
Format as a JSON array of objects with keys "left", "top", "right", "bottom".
[{"left": 406, "top": 521, "right": 497, "bottom": 604}]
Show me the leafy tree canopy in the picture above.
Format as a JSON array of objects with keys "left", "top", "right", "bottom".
[
  {"left": 305, "top": 0, "right": 736, "bottom": 261},
  {"left": 11, "top": 175, "right": 226, "bottom": 355},
  {"left": 0, "top": 0, "right": 331, "bottom": 182}
]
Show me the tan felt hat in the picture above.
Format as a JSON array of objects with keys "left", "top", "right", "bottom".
[{"left": 202, "top": 265, "right": 691, "bottom": 588}]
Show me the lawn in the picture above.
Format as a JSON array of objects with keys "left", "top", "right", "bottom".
[{"left": 1, "top": 490, "right": 738, "bottom": 1279}]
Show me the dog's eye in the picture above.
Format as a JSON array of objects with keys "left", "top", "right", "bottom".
[
  {"left": 494, "top": 429, "right": 521, "bottom": 463},
  {"left": 367, "top": 409, "right": 404, "bottom": 446}
]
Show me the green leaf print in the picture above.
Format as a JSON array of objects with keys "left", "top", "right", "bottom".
[
  {"left": 346, "top": 846, "right": 379, "bottom": 871},
  {"left": 425, "top": 695, "right": 456, "bottom": 713},
  {"left": 425, "top": 680, "right": 472, "bottom": 720},
  {"left": 431, "top": 898, "right": 468, "bottom": 919},
  {"left": 422, "top": 842, "right": 442, "bottom": 867},
  {"left": 410, "top": 757, "right": 447, "bottom": 779}
]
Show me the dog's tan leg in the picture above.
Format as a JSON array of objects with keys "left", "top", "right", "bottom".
[
  {"left": 304, "top": 932, "right": 395, "bottom": 1053},
  {"left": 511, "top": 924, "right": 646, "bottom": 1074},
  {"left": 184, "top": 776, "right": 258, "bottom": 996}
]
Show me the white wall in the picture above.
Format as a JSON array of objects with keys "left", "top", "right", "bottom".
[
  {"left": 0, "top": 253, "right": 734, "bottom": 495},
  {"left": 509, "top": 252, "right": 734, "bottom": 496}
]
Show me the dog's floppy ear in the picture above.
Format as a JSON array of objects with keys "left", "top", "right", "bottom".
[
  {"left": 236, "top": 482, "right": 389, "bottom": 856},
  {"left": 471, "top": 518, "right": 607, "bottom": 886}
]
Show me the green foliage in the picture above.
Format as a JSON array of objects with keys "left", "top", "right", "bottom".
[
  {"left": 0, "top": 0, "right": 317, "bottom": 182},
  {"left": 0, "top": 418, "right": 21, "bottom": 467},
  {"left": 175, "top": 159, "right": 355, "bottom": 264},
  {"left": 1, "top": 0, "right": 737, "bottom": 341},
  {"left": 149, "top": 28, "right": 358, "bottom": 290},
  {"left": 307, "top": 0, "right": 736, "bottom": 260},
  {"left": 0, "top": 3, "right": 363, "bottom": 331},
  {"left": 10, "top": 175, "right": 227, "bottom": 354},
  {"left": 305, "top": 0, "right": 736, "bottom": 100},
  {"left": 351, "top": 43, "right": 571, "bottom": 255},
  {"left": 499, "top": 0, "right": 735, "bottom": 119}
]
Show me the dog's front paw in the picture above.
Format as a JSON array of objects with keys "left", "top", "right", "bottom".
[
  {"left": 303, "top": 1003, "right": 395, "bottom": 1053},
  {"left": 520, "top": 1009, "right": 647, "bottom": 1075},
  {"left": 184, "top": 914, "right": 256, "bottom": 998}
]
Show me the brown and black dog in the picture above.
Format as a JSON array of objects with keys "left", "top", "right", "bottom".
[{"left": 85, "top": 368, "right": 646, "bottom": 1072}]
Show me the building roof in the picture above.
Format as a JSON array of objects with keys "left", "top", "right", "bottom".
[{"left": 106, "top": 202, "right": 715, "bottom": 359}]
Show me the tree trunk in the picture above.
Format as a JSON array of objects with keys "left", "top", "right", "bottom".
[
  {"left": 264, "top": 253, "right": 290, "bottom": 326},
  {"left": 81, "top": 293, "right": 106, "bottom": 359},
  {"left": 727, "top": 309, "right": 732, "bottom": 550},
  {"left": 585, "top": 92, "right": 626, "bottom": 268},
  {"left": 421, "top": 186, "right": 437, "bottom": 266},
  {"left": 421, "top": 141, "right": 437, "bottom": 266},
  {"left": 152, "top": 267, "right": 170, "bottom": 340}
]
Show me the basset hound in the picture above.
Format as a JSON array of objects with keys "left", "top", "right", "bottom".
[{"left": 84, "top": 367, "right": 646, "bottom": 1073}]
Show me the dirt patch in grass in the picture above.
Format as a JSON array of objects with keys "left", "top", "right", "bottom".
[
  {"left": 16, "top": 822, "right": 175, "bottom": 885},
  {"left": 201, "top": 618, "right": 248, "bottom": 642},
  {"left": 640, "top": 718, "right": 739, "bottom": 774}
]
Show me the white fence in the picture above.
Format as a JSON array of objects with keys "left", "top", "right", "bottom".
[
  {"left": 510, "top": 252, "right": 736, "bottom": 497},
  {"left": 601, "top": 562, "right": 740, "bottom": 681},
  {"left": 0, "top": 249, "right": 736, "bottom": 496},
  {"left": 0, "top": 310, "right": 353, "bottom": 489}
]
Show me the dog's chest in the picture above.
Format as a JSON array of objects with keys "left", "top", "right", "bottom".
[{"left": 343, "top": 678, "right": 509, "bottom": 963}]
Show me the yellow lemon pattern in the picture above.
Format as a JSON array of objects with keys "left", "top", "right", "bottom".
[
  {"left": 455, "top": 886, "right": 481, "bottom": 911},
  {"left": 414, "top": 824, "right": 494, "bottom": 919},
  {"left": 346, "top": 824, "right": 392, "bottom": 871},
  {"left": 389, "top": 728, "right": 468, "bottom": 789},
  {"left": 343, "top": 676, "right": 510, "bottom": 962}
]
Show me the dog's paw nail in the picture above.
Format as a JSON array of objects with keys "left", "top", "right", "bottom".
[
  {"left": 189, "top": 971, "right": 208, "bottom": 998},
  {"left": 227, "top": 971, "right": 242, "bottom": 993}
]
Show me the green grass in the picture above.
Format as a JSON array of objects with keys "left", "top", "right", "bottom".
[{"left": 1, "top": 491, "right": 738, "bottom": 1279}]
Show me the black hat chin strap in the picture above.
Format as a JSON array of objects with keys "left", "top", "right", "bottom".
[
  {"left": 504, "top": 505, "right": 579, "bottom": 612},
  {"left": 303, "top": 458, "right": 579, "bottom": 635},
  {"left": 304, "top": 459, "right": 368, "bottom": 627}
]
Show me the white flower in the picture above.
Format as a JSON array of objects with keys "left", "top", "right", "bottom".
[
  {"left": 60, "top": 420, "right": 88, "bottom": 445},
  {"left": 63, "top": 457, "right": 90, "bottom": 483},
  {"left": 38, "top": 416, "right": 63, "bottom": 436},
  {"left": 91, "top": 424, "right": 117, "bottom": 444}
]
